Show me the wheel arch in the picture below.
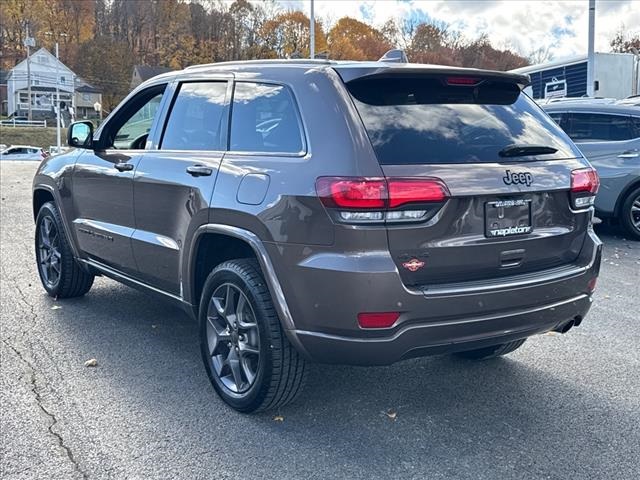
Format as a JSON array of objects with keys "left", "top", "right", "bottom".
[
  {"left": 615, "top": 178, "right": 640, "bottom": 217},
  {"left": 33, "top": 187, "right": 55, "bottom": 220},
  {"left": 186, "top": 225, "right": 296, "bottom": 332}
]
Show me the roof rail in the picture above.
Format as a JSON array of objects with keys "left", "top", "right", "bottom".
[
  {"left": 378, "top": 49, "right": 408, "bottom": 63},
  {"left": 185, "top": 59, "right": 333, "bottom": 70}
]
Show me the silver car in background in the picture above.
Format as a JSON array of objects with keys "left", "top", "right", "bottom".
[{"left": 543, "top": 102, "right": 640, "bottom": 239}]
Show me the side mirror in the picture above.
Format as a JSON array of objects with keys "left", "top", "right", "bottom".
[{"left": 67, "top": 121, "right": 94, "bottom": 149}]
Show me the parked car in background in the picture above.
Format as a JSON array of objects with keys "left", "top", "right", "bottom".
[
  {"left": 48, "top": 146, "right": 70, "bottom": 156},
  {"left": 0, "top": 145, "right": 48, "bottom": 161},
  {"left": 617, "top": 95, "right": 640, "bottom": 107},
  {"left": 543, "top": 102, "right": 640, "bottom": 239}
]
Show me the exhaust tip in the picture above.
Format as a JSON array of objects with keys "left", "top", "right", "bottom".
[{"left": 552, "top": 320, "right": 575, "bottom": 334}]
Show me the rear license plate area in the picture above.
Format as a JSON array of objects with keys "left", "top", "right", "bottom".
[{"left": 485, "top": 199, "right": 532, "bottom": 238}]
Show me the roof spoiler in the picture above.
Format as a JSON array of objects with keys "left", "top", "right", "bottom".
[
  {"left": 378, "top": 49, "right": 408, "bottom": 63},
  {"left": 336, "top": 65, "right": 531, "bottom": 89}
]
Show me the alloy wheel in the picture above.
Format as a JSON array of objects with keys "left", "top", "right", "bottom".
[
  {"left": 206, "top": 283, "right": 260, "bottom": 393},
  {"left": 37, "top": 216, "right": 61, "bottom": 288},
  {"left": 630, "top": 194, "right": 640, "bottom": 234}
]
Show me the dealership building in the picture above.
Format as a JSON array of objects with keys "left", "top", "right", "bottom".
[{"left": 511, "top": 52, "right": 640, "bottom": 100}]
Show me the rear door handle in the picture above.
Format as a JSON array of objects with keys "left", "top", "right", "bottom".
[
  {"left": 114, "top": 163, "right": 134, "bottom": 172},
  {"left": 618, "top": 151, "right": 639, "bottom": 158},
  {"left": 186, "top": 165, "right": 213, "bottom": 177}
]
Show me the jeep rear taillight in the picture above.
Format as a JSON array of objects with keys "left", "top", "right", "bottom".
[
  {"left": 316, "top": 176, "right": 449, "bottom": 224},
  {"left": 570, "top": 168, "right": 599, "bottom": 209}
]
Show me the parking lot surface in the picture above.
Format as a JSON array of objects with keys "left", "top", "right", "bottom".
[{"left": 1, "top": 161, "right": 639, "bottom": 479}]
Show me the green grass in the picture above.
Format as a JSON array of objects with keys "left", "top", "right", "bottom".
[{"left": 0, "top": 126, "right": 67, "bottom": 150}]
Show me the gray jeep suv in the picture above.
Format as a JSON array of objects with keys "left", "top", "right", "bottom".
[{"left": 33, "top": 57, "right": 602, "bottom": 412}]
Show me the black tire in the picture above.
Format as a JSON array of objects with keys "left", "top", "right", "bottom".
[
  {"left": 619, "top": 186, "right": 640, "bottom": 241},
  {"left": 454, "top": 339, "right": 526, "bottom": 360},
  {"left": 35, "top": 201, "right": 94, "bottom": 298},
  {"left": 199, "top": 259, "right": 307, "bottom": 413}
]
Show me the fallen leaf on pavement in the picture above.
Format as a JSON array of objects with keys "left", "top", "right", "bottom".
[
  {"left": 385, "top": 409, "right": 397, "bottom": 420},
  {"left": 51, "top": 305, "right": 62, "bottom": 310},
  {"left": 84, "top": 358, "right": 98, "bottom": 367},
  {"left": 273, "top": 415, "right": 284, "bottom": 422}
]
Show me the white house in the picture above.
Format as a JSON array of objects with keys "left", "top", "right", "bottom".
[{"left": 7, "top": 47, "right": 75, "bottom": 119}]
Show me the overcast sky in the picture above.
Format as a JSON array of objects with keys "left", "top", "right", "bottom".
[{"left": 276, "top": 0, "right": 639, "bottom": 62}]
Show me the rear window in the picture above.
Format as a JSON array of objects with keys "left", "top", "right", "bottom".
[{"left": 347, "top": 76, "right": 580, "bottom": 164}]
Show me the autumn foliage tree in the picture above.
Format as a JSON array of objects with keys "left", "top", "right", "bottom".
[
  {"left": 328, "top": 17, "right": 392, "bottom": 60},
  {"left": 1, "top": 0, "right": 542, "bottom": 108},
  {"left": 261, "top": 11, "right": 327, "bottom": 58}
]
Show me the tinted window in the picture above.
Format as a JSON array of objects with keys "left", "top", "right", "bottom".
[
  {"left": 566, "top": 113, "right": 635, "bottom": 142},
  {"left": 161, "top": 82, "right": 228, "bottom": 151},
  {"left": 347, "top": 76, "right": 580, "bottom": 164},
  {"left": 548, "top": 112, "right": 564, "bottom": 125},
  {"left": 230, "top": 82, "right": 303, "bottom": 154},
  {"left": 629, "top": 116, "right": 640, "bottom": 138},
  {"left": 112, "top": 89, "right": 165, "bottom": 149}
]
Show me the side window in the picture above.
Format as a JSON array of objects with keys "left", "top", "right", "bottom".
[
  {"left": 566, "top": 113, "right": 635, "bottom": 142},
  {"left": 161, "top": 82, "right": 228, "bottom": 151},
  {"left": 631, "top": 117, "right": 640, "bottom": 138},
  {"left": 108, "top": 85, "right": 166, "bottom": 150},
  {"left": 230, "top": 82, "right": 304, "bottom": 154},
  {"left": 548, "top": 112, "right": 564, "bottom": 126}
]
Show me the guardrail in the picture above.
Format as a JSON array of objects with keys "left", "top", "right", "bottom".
[{"left": 0, "top": 119, "right": 48, "bottom": 128}]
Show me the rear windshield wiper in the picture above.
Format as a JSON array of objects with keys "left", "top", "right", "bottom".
[{"left": 499, "top": 144, "right": 558, "bottom": 158}]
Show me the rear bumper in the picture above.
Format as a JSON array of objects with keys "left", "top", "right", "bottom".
[
  {"left": 293, "top": 294, "right": 591, "bottom": 365},
  {"left": 268, "top": 230, "right": 602, "bottom": 365}
]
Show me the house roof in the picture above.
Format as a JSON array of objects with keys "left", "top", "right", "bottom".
[
  {"left": 10, "top": 48, "right": 74, "bottom": 75},
  {"left": 134, "top": 65, "right": 172, "bottom": 82},
  {"left": 75, "top": 77, "right": 101, "bottom": 93},
  {"left": 76, "top": 84, "right": 101, "bottom": 93}
]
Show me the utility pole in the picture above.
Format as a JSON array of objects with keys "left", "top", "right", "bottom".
[
  {"left": 55, "top": 41, "right": 61, "bottom": 151},
  {"left": 309, "top": 0, "right": 315, "bottom": 59},
  {"left": 45, "top": 32, "right": 68, "bottom": 152},
  {"left": 25, "top": 21, "right": 33, "bottom": 121},
  {"left": 587, "top": 0, "right": 596, "bottom": 97}
]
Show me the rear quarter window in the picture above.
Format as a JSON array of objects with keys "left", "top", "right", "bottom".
[
  {"left": 230, "top": 82, "right": 304, "bottom": 154},
  {"left": 346, "top": 76, "right": 580, "bottom": 165}
]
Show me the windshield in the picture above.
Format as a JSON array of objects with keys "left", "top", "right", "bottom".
[{"left": 347, "top": 76, "right": 581, "bottom": 164}]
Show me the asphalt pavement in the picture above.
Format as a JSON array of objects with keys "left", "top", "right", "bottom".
[{"left": 1, "top": 161, "right": 639, "bottom": 479}]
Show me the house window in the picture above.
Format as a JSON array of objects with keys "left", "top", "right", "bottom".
[
  {"left": 60, "top": 76, "right": 66, "bottom": 85},
  {"left": 82, "top": 93, "right": 90, "bottom": 101}
]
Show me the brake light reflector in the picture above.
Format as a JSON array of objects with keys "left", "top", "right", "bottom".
[{"left": 357, "top": 312, "right": 400, "bottom": 329}]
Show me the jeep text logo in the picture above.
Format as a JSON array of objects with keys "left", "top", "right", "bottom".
[{"left": 503, "top": 170, "right": 533, "bottom": 187}]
